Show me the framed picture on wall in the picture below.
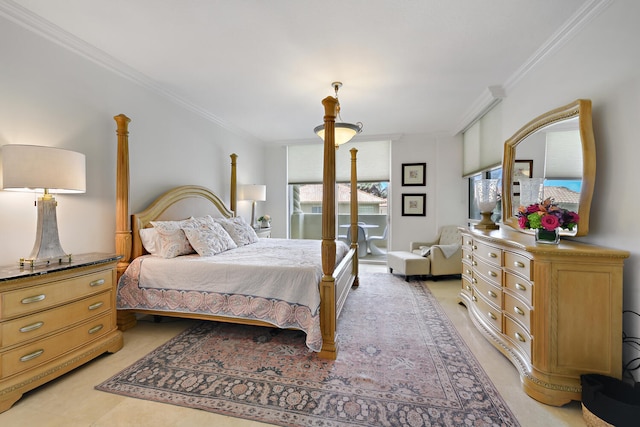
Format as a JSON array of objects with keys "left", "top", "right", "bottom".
[
  {"left": 402, "top": 163, "right": 426, "bottom": 186},
  {"left": 402, "top": 193, "right": 426, "bottom": 216},
  {"left": 512, "top": 159, "right": 533, "bottom": 196}
]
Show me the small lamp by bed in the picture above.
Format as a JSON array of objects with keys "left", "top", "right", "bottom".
[
  {"left": 1, "top": 144, "right": 86, "bottom": 267},
  {"left": 238, "top": 184, "right": 266, "bottom": 229}
]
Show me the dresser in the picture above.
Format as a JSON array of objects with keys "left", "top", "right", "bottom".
[
  {"left": 459, "top": 227, "right": 628, "bottom": 406},
  {"left": 0, "top": 253, "right": 124, "bottom": 412}
]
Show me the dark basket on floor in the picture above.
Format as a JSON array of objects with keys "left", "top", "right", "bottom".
[{"left": 581, "top": 374, "right": 640, "bottom": 427}]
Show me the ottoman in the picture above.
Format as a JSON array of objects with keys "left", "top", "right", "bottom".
[{"left": 387, "top": 251, "right": 430, "bottom": 281}]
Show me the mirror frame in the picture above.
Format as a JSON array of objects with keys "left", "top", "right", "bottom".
[{"left": 502, "top": 99, "right": 595, "bottom": 237}]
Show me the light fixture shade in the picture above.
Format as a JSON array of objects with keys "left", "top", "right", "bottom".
[
  {"left": 238, "top": 184, "right": 266, "bottom": 201},
  {"left": 314, "top": 122, "right": 363, "bottom": 146},
  {"left": 1, "top": 144, "right": 86, "bottom": 193}
]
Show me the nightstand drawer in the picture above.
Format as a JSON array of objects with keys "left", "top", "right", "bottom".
[
  {"left": 1, "top": 291, "right": 112, "bottom": 348},
  {"left": 1, "top": 311, "right": 112, "bottom": 379},
  {"left": 0, "top": 270, "right": 112, "bottom": 320}
]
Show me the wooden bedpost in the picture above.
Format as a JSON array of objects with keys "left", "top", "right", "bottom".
[
  {"left": 349, "top": 147, "right": 360, "bottom": 287},
  {"left": 318, "top": 96, "right": 338, "bottom": 359},
  {"left": 114, "top": 114, "right": 132, "bottom": 279},
  {"left": 230, "top": 153, "right": 238, "bottom": 215}
]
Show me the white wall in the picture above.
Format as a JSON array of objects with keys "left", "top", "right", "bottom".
[
  {"left": 0, "top": 17, "right": 264, "bottom": 265},
  {"left": 491, "top": 0, "right": 640, "bottom": 381},
  {"left": 390, "top": 133, "right": 466, "bottom": 250}
]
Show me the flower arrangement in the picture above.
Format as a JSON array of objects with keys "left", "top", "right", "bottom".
[
  {"left": 257, "top": 214, "right": 271, "bottom": 222},
  {"left": 517, "top": 198, "right": 579, "bottom": 231}
]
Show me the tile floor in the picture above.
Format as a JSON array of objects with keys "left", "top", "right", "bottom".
[{"left": 0, "top": 264, "right": 585, "bottom": 426}]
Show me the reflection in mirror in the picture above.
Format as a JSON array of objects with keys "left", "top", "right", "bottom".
[{"left": 502, "top": 99, "right": 595, "bottom": 237}]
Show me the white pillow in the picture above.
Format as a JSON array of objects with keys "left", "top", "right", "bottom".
[
  {"left": 139, "top": 227, "right": 160, "bottom": 255},
  {"left": 150, "top": 219, "right": 195, "bottom": 258},
  {"left": 215, "top": 216, "right": 259, "bottom": 246},
  {"left": 183, "top": 221, "right": 237, "bottom": 256}
]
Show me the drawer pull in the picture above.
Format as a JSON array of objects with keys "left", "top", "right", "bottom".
[
  {"left": 472, "top": 245, "right": 477, "bottom": 250},
  {"left": 90, "top": 278, "right": 106, "bottom": 287},
  {"left": 515, "top": 332, "right": 526, "bottom": 343},
  {"left": 465, "top": 285, "right": 472, "bottom": 291},
  {"left": 488, "top": 252, "right": 498, "bottom": 258},
  {"left": 514, "top": 306, "right": 525, "bottom": 316},
  {"left": 465, "top": 269, "right": 471, "bottom": 275},
  {"left": 88, "top": 324, "right": 104, "bottom": 334},
  {"left": 488, "top": 312, "right": 497, "bottom": 320},
  {"left": 88, "top": 302, "right": 104, "bottom": 310},
  {"left": 20, "top": 349, "right": 44, "bottom": 362},
  {"left": 20, "top": 321, "right": 45, "bottom": 333},
  {"left": 466, "top": 254, "right": 472, "bottom": 259},
  {"left": 472, "top": 261, "right": 477, "bottom": 266},
  {"left": 21, "top": 294, "right": 45, "bottom": 304},
  {"left": 514, "top": 261, "right": 525, "bottom": 268},
  {"left": 515, "top": 283, "right": 527, "bottom": 291},
  {"left": 487, "top": 290, "right": 497, "bottom": 298},
  {"left": 488, "top": 270, "right": 497, "bottom": 277},
  {"left": 472, "top": 278, "right": 477, "bottom": 284},
  {"left": 472, "top": 296, "right": 477, "bottom": 302},
  {"left": 466, "top": 240, "right": 472, "bottom": 245}
]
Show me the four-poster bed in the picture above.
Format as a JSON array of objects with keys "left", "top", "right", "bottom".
[{"left": 113, "top": 96, "right": 360, "bottom": 359}]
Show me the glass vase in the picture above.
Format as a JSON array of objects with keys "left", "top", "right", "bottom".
[{"left": 535, "top": 228, "right": 560, "bottom": 244}]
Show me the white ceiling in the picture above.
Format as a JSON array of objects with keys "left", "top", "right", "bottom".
[{"left": 4, "top": 0, "right": 597, "bottom": 143}]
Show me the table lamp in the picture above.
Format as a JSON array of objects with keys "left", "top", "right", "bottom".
[
  {"left": 238, "top": 184, "right": 266, "bottom": 229},
  {"left": 1, "top": 144, "right": 86, "bottom": 266}
]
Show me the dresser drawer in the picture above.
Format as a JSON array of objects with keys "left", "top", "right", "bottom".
[
  {"left": 1, "top": 311, "right": 112, "bottom": 379},
  {"left": 0, "top": 270, "right": 112, "bottom": 320},
  {"left": 505, "top": 315, "right": 532, "bottom": 361},
  {"left": 1, "top": 291, "right": 112, "bottom": 348},
  {"left": 462, "top": 247, "right": 473, "bottom": 265},
  {"left": 474, "top": 257, "right": 502, "bottom": 286},
  {"left": 504, "top": 292, "right": 531, "bottom": 332},
  {"left": 473, "top": 292, "right": 502, "bottom": 333},
  {"left": 504, "top": 272, "right": 533, "bottom": 305},
  {"left": 473, "top": 240, "right": 502, "bottom": 266},
  {"left": 504, "top": 251, "right": 532, "bottom": 280},
  {"left": 461, "top": 276, "right": 473, "bottom": 300},
  {"left": 473, "top": 273, "right": 502, "bottom": 308}
]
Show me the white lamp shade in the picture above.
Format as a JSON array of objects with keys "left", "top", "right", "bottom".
[
  {"left": 1, "top": 144, "right": 86, "bottom": 193},
  {"left": 314, "top": 122, "right": 362, "bottom": 146},
  {"left": 238, "top": 184, "right": 266, "bottom": 201}
]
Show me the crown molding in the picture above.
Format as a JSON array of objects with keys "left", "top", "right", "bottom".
[
  {"left": 0, "top": 0, "right": 258, "bottom": 142},
  {"left": 454, "top": 0, "right": 612, "bottom": 135}
]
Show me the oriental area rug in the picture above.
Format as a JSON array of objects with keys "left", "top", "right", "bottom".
[{"left": 96, "top": 273, "right": 520, "bottom": 426}]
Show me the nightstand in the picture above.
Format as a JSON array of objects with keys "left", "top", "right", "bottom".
[
  {"left": 255, "top": 227, "right": 272, "bottom": 238},
  {"left": 0, "top": 253, "right": 124, "bottom": 412}
]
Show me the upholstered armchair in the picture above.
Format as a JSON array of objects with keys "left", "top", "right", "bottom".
[
  {"left": 410, "top": 225, "right": 462, "bottom": 277},
  {"left": 387, "top": 225, "right": 462, "bottom": 281}
]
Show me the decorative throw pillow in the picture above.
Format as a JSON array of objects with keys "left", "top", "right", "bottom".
[
  {"left": 215, "top": 216, "right": 259, "bottom": 246},
  {"left": 139, "top": 227, "right": 160, "bottom": 255},
  {"left": 182, "top": 221, "right": 237, "bottom": 256},
  {"left": 150, "top": 219, "right": 195, "bottom": 258}
]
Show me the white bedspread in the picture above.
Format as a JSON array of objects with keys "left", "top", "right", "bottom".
[{"left": 117, "top": 238, "right": 350, "bottom": 352}]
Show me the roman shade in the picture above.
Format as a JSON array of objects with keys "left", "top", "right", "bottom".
[{"left": 288, "top": 140, "right": 390, "bottom": 184}]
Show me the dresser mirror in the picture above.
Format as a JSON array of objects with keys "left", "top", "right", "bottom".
[{"left": 502, "top": 99, "right": 595, "bottom": 236}]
